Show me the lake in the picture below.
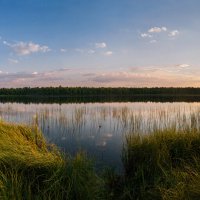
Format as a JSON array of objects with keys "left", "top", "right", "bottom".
[{"left": 1, "top": 101, "right": 200, "bottom": 170}]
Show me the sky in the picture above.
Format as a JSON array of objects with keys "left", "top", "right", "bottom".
[{"left": 0, "top": 0, "right": 200, "bottom": 87}]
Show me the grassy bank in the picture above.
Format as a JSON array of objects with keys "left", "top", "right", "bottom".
[
  {"left": 2, "top": 121, "right": 200, "bottom": 199},
  {"left": 122, "top": 128, "right": 200, "bottom": 200},
  {"left": 0, "top": 121, "right": 102, "bottom": 200}
]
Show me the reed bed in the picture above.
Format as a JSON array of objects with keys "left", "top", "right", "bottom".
[{"left": 122, "top": 128, "right": 200, "bottom": 200}]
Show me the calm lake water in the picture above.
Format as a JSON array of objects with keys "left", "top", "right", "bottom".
[{"left": 1, "top": 102, "right": 200, "bottom": 170}]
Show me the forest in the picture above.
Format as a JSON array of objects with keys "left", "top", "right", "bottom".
[{"left": 0, "top": 87, "right": 200, "bottom": 97}]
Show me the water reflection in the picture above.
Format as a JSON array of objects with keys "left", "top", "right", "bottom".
[{"left": 1, "top": 102, "right": 200, "bottom": 170}]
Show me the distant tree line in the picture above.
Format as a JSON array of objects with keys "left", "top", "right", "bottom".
[{"left": 0, "top": 87, "right": 200, "bottom": 97}]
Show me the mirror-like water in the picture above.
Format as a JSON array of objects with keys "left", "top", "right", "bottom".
[{"left": 1, "top": 102, "right": 200, "bottom": 170}]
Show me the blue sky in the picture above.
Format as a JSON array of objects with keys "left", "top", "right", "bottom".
[{"left": 0, "top": 0, "right": 200, "bottom": 87}]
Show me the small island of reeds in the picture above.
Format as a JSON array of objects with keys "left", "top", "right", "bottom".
[{"left": 1, "top": 121, "right": 200, "bottom": 199}]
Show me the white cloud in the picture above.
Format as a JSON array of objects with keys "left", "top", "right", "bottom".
[
  {"left": 161, "top": 27, "right": 167, "bottom": 31},
  {"left": 148, "top": 26, "right": 167, "bottom": 33},
  {"left": 75, "top": 48, "right": 96, "bottom": 54},
  {"left": 60, "top": 48, "right": 67, "bottom": 52},
  {"left": 3, "top": 41, "right": 8, "bottom": 45},
  {"left": 141, "top": 33, "right": 152, "bottom": 38},
  {"left": 141, "top": 26, "right": 179, "bottom": 42},
  {"left": 32, "top": 72, "right": 38, "bottom": 75},
  {"left": 4, "top": 41, "right": 50, "bottom": 55},
  {"left": 88, "top": 49, "right": 95, "bottom": 54},
  {"left": 95, "top": 42, "right": 107, "bottom": 48},
  {"left": 75, "top": 48, "right": 85, "bottom": 53},
  {"left": 104, "top": 51, "right": 113, "bottom": 56},
  {"left": 176, "top": 64, "right": 190, "bottom": 68},
  {"left": 149, "top": 40, "right": 157, "bottom": 44},
  {"left": 168, "top": 30, "right": 179, "bottom": 37}
]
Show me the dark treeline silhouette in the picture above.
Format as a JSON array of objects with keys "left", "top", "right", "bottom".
[
  {"left": 1, "top": 95, "right": 200, "bottom": 104},
  {"left": 1, "top": 87, "right": 200, "bottom": 97},
  {"left": 1, "top": 87, "right": 200, "bottom": 103}
]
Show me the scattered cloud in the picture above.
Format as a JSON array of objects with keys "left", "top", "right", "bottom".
[
  {"left": 95, "top": 42, "right": 107, "bottom": 48},
  {"left": 75, "top": 48, "right": 85, "bottom": 53},
  {"left": 88, "top": 49, "right": 95, "bottom": 54},
  {"left": 162, "top": 27, "right": 167, "bottom": 32},
  {"left": 140, "top": 26, "right": 180, "bottom": 43},
  {"left": 0, "top": 65, "right": 200, "bottom": 87},
  {"left": 82, "top": 73, "right": 96, "bottom": 77},
  {"left": 88, "top": 70, "right": 200, "bottom": 87},
  {"left": 75, "top": 48, "right": 96, "bottom": 55},
  {"left": 141, "top": 33, "right": 152, "bottom": 38},
  {"left": 3, "top": 41, "right": 8, "bottom": 45},
  {"left": 60, "top": 48, "right": 67, "bottom": 52},
  {"left": 104, "top": 51, "right": 113, "bottom": 56},
  {"left": 43, "top": 68, "right": 71, "bottom": 76},
  {"left": 149, "top": 40, "right": 157, "bottom": 44},
  {"left": 53, "top": 68, "right": 70, "bottom": 72},
  {"left": 148, "top": 26, "right": 167, "bottom": 33},
  {"left": 0, "top": 68, "right": 72, "bottom": 87},
  {"left": 89, "top": 71, "right": 178, "bottom": 86},
  {"left": 176, "top": 64, "right": 190, "bottom": 68},
  {"left": 3, "top": 41, "right": 50, "bottom": 55},
  {"left": 168, "top": 30, "right": 179, "bottom": 37}
]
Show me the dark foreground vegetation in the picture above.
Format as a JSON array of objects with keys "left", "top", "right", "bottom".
[{"left": 1, "top": 121, "right": 200, "bottom": 199}]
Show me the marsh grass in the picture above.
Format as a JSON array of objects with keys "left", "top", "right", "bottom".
[
  {"left": 0, "top": 121, "right": 102, "bottom": 200},
  {"left": 122, "top": 128, "right": 200, "bottom": 200}
]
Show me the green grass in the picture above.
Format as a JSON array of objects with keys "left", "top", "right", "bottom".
[
  {"left": 122, "top": 128, "right": 200, "bottom": 200},
  {"left": 2, "top": 121, "right": 200, "bottom": 200},
  {"left": 0, "top": 121, "right": 102, "bottom": 200}
]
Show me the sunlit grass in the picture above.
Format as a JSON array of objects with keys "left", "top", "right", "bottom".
[{"left": 0, "top": 121, "right": 102, "bottom": 200}]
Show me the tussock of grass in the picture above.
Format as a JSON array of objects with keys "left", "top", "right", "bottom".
[
  {"left": 0, "top": 122, "right": 62, "bottom": 168},
  {"left": 0, "top": 121, "right": 102, "bottom": 200},
  {"left": 122, "top": 129, "right": 200, "bottom": 200}
]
